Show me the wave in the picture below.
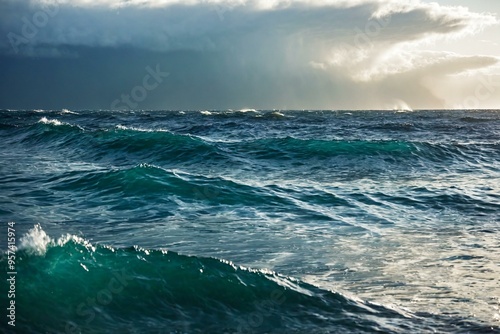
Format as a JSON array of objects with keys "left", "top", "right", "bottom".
[
  {"left": 240, "top": 137, "right": 415, "bottom": 155},
  {"left": 230, "top": 137, "right": 499, "bottom": 164},
  {"left": 61, "top": 108, "right": 79, "bottom": 115},
  {"left": 36, "top": 117, "right": 84, "bottom": 130},
  {"left": 47, "top": 164, "right": 202, "bottom": 196},
  {"left": 41, "top": 163, "right": 498, "bottom": 218},
  {"left": 14, "top": 118, "right": 86, "bottom": 149},
  {"left": 115, "top": 124, "right": 173, "bottom": 133},
  {"left": 2, "top": 225, "right": 493, "bottom": 334},
  {"left": 11, "top": 119, "right": 500, "bottom": 168},
  {"left": 0, "top": 123, "right": 18, "bottom": 130},
  {"left": 45, "top": 164, "right": 296, "bottom": 210},
  {"left": 103, "top": 125, "right": 224, "bottom": 163},
  {"left": 18, "top": 120, "right": 225, "bottom": 165},
  {"left": 460, "top": 116, "right": 498, "bottom": 123},
  {"left": 38, "top": 116, "right": 66, "bottom": 126},
  {"left": 361, "top": 122, "right": 416, "bottom": 131}
]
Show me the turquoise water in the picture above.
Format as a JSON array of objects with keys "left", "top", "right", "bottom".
[{"left": 1, "top": 109, "right": 499, "bottom": 333}]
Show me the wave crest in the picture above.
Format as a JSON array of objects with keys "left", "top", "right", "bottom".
[
  {"left": 18, "top": 224, "right": 96, "bottom": 256},
  {"left": 38, "top": 117, "right": 64, "bottom": 126},
  {"left": 19, "top": 224, "right": 52, "bottom": 255}
]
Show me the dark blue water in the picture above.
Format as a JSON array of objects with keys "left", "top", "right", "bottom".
[{"left": 1, "top": 109, "right": 499, "bottom": 333}]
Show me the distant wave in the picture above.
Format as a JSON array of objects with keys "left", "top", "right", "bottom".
[
  {"left": 115, "top": 124, "right": 172, "bottom": 133},
  {"left": 459, "top": 116, "right": 497, "bottom": 123},
  {"left": 11, "top": 120, "right": 499, "bottom": 169},
  {"left": 61, "top": 108, "right": 79, "bottom": 115}
]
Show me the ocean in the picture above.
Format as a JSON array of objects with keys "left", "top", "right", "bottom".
[{"left": 0, "top": 109, "right": 499, "bottom": 333}]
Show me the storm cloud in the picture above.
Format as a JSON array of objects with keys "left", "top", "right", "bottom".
[{"left": 0, "top": 0, "right": 498, "bottom": 110}]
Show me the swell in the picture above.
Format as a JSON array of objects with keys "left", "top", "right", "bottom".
[
  {"left": 8, "top": 119, "right": 499, "bottom": 166},
  {"left": 30, "top": 164, "right": 498, "bottom": 219},
  {"left": 16, "top": 120, "right": 225, "bottom": 165},
  {"left": 373, "top": 189, "right": 500, "bottom": 215},
  {"left": 44, "top": 164, "right": 312, "bottom": 216},
  {"left": 1, "top": 226, "right": 494, "bottom": 334},
  {"left": 231, "top": 137, "right": 499, "bottom": 166}
]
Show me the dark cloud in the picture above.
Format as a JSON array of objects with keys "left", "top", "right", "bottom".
[{"left": 0, "top": 0, "right": 497, "bottom": 110}]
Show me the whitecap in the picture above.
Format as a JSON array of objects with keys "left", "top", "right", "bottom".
[
  {"left": 19, "top": 224, "right": 96, "bottom": 256},
  {"left": 61, "top": 108, "right": 79, "bottom": 115},
  {"left": 38, "top": 117, "right": 63, "bottom": 126},
  {"left": 19, "top": 224, "right": 52, "bottom": 256},
  {"left": 116, "top": 124, "right": 132, "bottom": 131},
  {"left": 391, "top": 99, "right": 413, "bottom": 112},
  {"left": 115, "top": 124, "right": 170, "bottom": 133}
]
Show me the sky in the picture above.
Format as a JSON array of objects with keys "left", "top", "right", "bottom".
[{"left": 0, "top": 0, "right": 499, "bottom": 110}]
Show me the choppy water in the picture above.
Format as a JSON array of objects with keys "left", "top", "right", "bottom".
[{"left": 1, "top": 109, "right": 499, "bottom": 333}]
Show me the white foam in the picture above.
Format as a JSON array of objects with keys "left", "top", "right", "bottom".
[
  {"left": 39, "top": 117, "right": 64, "bottom": 126},
  {"left": 193, "top": 135, "right": 241, "bottom": 143},
  {"left": 116, "top": 124, "right": 170, "bottom": 133},
  {"left": 19, "top": 224, "right": 52, "bottom": 256},
  {"left": 61, "top": 108, "right": 79, "bottom": 115},
  {"left": 391, "top": 99, "right": 413, "bottom": 112},
  {"left": 19, "top": 224, "right": 96, "bottom": 256},
  {"left": 200, "top": 110, "right": 212, "bottom": 115},
  {"left": 56, "top": 233, "right": 96, "bottom": 252},
  {"left": 38, "top": 117, "right": 84, "bottom": 130}
]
